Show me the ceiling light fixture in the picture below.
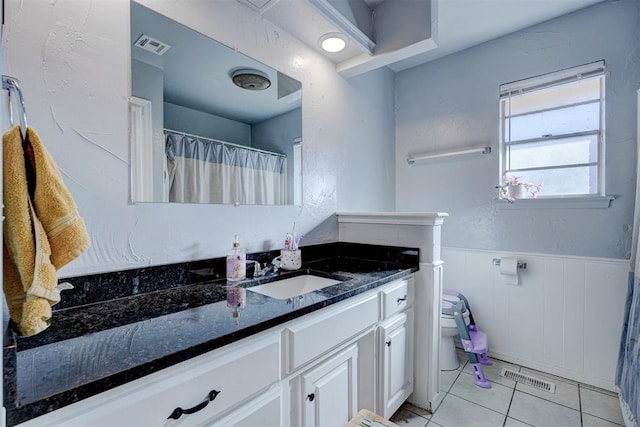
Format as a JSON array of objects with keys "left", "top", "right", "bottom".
[{"left": 319, "top": 33, "right": 347, "bottom": 53}]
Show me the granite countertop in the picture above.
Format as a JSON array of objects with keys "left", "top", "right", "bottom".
[{"left": 4, "top": 243, "right": 419, "bottom": 426}]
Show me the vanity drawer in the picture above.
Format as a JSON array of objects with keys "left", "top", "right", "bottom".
[
  {"left": 284, "top": 292, "right": 378, "bottom": 373},
  {"left": 381, "top": 277, "right": 413, "bottom": 319},
  {"left": 19, "top": 334, "right": 280, "bottom": 427}
]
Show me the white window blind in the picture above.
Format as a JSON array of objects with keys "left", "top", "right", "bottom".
[{"left": 499, "top": 61, "right": 605, "bottom": 197}]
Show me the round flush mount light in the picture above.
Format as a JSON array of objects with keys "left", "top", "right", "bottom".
[
  {"left": 231, "top": 69, "right": 271, "bottom": 90},
  {"left": 319, "top": 33, "right": 347, "bottom": 53}
]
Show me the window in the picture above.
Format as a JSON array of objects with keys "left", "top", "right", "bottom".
[{"left": 499, "top": 61, "right": 605, "bottom": 198}]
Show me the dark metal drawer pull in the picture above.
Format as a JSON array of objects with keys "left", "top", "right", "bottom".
[
  {"left": 167, "top": 389, "right": 220, "bottom": 420},
  {"left": 386, "top": 340, "right": 392, "bottom": 347},
  {"left": 307, "top": 393, "right": 315, "bottom": 402},
  {"left": 397, "top": 295, "right": 407, "bottom": 304}
]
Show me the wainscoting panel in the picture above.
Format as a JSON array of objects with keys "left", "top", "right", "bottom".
[{"left": 441, "top": 247, "right": 628, "bottom": 391}]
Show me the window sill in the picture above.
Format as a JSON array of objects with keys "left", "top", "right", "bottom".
[{"left": 496, "top": 195, "right": 614, "bottom": 210}]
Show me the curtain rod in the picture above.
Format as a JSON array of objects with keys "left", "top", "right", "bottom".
[
  {"left": 407, "top": 146, "right": 491, "bottom": 164},
  {"left": 164, "top": 128, "right": 286, "bottom": 158}
]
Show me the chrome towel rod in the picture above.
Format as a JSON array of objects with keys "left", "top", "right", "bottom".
[
  {"left": 2, "top": 75, "right": 28, "bottom": 135},
  {"left": 407, "top": 146, "right": 491, "bottom": 164}
]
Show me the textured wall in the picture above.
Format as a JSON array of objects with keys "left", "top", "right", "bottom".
[
  {"left": 2, "top": 0, "right": 396, "bottom": 276},
  {"left": 396, "top": 0, "right": 640, "bottom": 259},
  {"left": 163, "top": 102, "right": 252, "bottom": 146}
]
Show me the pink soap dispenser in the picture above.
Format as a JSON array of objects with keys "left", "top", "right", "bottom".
[{"left": 226, "top": 234, "right": 246, "bottom": 282}]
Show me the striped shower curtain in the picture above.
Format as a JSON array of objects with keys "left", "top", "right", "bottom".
[
  {"left": 165, "top": 133, "right": 287, "bottom": 205},
  {"left": 616, "top": 90, "right": 640, "bottom": 427}
]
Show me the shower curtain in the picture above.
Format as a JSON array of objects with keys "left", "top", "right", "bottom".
[
  {"left": 165, "top": 133, "right": 287, "bottom": 205},
  {"left": 616, "top": 90, "right": 640, "bottom": 427}
]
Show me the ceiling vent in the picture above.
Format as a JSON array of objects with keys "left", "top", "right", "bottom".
[
  {"left": 232, "top": 69, "right": 272, "bottom": 91},
  {"left": 134, "top": 34, "right": 171, "bottom": 56}
]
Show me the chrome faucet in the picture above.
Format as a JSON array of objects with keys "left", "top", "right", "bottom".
[
  {"left": 248, "top": 257, "right": 282, "bottom": 278},
  {"left": 247, "top": 260, "right": 265, "bottom": 278},
  {"left": 270, "top": 256, "right": 282, "bottom": 274}
]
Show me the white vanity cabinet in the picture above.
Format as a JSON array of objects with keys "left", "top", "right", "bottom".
[
  {"left": 283, "top": 291, "right": 378, "bottom": 374},
  {"left": 378, "top": 277, "right": 415, "bottom": 419},
  {"left": 16, "top": 274, "right": 415, "bottom": 427},
  {"left": 16, "top": 333, "right": 281, "bottom": 427},
  {"left": 379, "top": 310, "right": 414, "bottom": 418},
  {"left": 299, "top": 344, "right": 359, "bottom": 427},
  {"left": 209, "top": 386, "right": 283, "bottom": 427},
  {"left": 285, "top": 290, "right": 378, "bottom": 427}
]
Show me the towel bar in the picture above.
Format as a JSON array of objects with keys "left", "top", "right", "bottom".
[{"left": 2, "top": 75, "right": 28, "bottom": 136}]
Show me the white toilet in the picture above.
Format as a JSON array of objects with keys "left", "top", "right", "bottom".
[{"left": 440, "top": 293, "right": 470, "bottom": 371}]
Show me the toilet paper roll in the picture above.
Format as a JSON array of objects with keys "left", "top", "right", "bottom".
[{"left": 499, "top": 257, "right": 519, "bottom": 285}]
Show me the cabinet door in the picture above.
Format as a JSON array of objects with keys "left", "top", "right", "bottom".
[
  {"left": 301, "top": 345, "right": 358, "bottom": 427},
  {"left": 379, "top": 309, "right": 414, "bottom": 418}
]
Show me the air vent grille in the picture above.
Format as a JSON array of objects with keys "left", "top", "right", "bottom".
[
  {"left": 501, "top": 369, "right": 556, "bottom": 393},
  {"left": 134, "top": 34, "right": 171, "bottom": 56}
]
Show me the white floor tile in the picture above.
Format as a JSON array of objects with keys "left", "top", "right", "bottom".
[
  {"left": 449, "top": 372, "right": 514, "bottom": 414},
  {"left": 580, "top": 387, "right": 625, "bottom": 425},
  {"left": 509, "top": 390, "right": 581, "bottom": 427},
  {"left": 390, "top": 406, "right": 429, "bottom": 427},
  {"left": 455, "top": 348, "right": 469, "bottom": 371},
  {"left": 405, "top": 357, "right": 624, "bottom": 427},
  {"left": 504, "top": 417, "right": 534, "bottom": 427},
  {"left": 439, "top": 369, "right": 461, "bottom": 392},
  {"left": 462, "top": 358, "right": 521, "bottom": 388},
  {"left": 430, "top": 394, "right": 505, "bottom": 427},
  {"left": 582, "top": 413, "right": 624, "bottom": 426},
  {"left": 516, "top": 367, "right": 580, "bottom": 410}
]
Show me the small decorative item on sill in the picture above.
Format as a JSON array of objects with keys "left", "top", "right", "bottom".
[{"left": 498, "top": 173, "right": 542, "bottom": 203}]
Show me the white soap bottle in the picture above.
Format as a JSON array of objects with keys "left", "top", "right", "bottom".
[{"left": 226, "top": 235, "right": 246, "bottom": 282}]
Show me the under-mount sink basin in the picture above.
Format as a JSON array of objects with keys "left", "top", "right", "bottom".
[{"left": 248, "top": 274, "right": 343, "bottom": 300}]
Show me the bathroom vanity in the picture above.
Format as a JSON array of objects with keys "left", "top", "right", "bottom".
[
  {"left": 4, "top": 243, "right": 418, "bottom": 426},
  {"left": 16, "top": 276, "right": 414, "bottom": 426}
]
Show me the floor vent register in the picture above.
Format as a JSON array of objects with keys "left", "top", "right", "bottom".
[{"left": 500, "top": 368, "right": 557, "bottom": 393}]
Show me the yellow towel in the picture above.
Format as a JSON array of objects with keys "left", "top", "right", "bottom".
[
  {"left": 2, "top": 126, "right": 89, "bottom": 336},
  {"left": 26, "top": 127, "right": 89, "bottom": 269}
]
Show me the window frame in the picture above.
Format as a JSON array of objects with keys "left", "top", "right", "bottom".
[{"left": 498, "top": 61, "right": 606, "bottom": 199}]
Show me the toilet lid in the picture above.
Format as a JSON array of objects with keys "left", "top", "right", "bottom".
[
  {"left": 442, "top": 294, "right": 461, "bottom": 304},
  {"left": 441, "top": 293, "right": 469, "bottom": 318}
]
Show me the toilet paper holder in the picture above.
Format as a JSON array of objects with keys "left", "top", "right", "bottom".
[{"left": 492, "top": 258, "right": 527, "bottom": 269}]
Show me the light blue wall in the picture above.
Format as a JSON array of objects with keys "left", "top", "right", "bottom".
[
  {"left": 395, "top": 0, "right": 640, "bottom": 259},
  {"left": 340, "top": 67, "right": 397, "bottom": 211},
  {"left": 163, "top": 102, "right": 251, "bottom": 146},
  {"left": 252, "top": 108, "right": 302, "bottom": 202}
]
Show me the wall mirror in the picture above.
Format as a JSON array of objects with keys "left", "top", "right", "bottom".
[{"left": 130, "top": 1, "right": 302, "bottom": 205}]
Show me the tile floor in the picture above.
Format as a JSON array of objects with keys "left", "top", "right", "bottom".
[{"left": 390, "top": 350, "right": 625, "bottom": 427}]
